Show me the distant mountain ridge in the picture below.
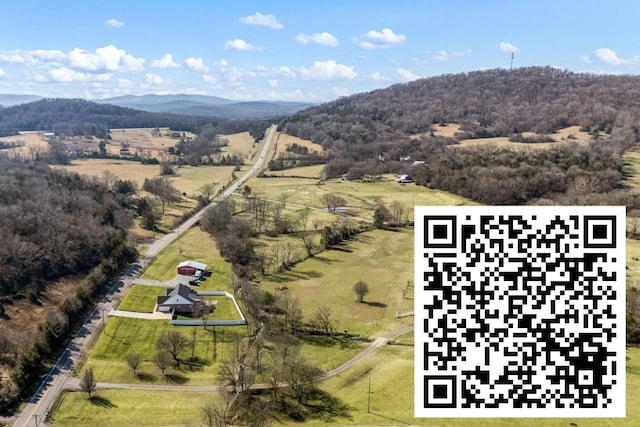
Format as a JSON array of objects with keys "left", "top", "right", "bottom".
[{"left": 0, "top": 93, "right": 314, "bottom": 120}]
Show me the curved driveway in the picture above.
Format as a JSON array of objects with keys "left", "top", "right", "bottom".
[{"left": 61, "top": 324, "right": 414, "bottom": 392}]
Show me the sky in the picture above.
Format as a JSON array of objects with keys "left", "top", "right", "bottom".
[{"left": 1, "top": 1, "right": 640, "bottom": 102}]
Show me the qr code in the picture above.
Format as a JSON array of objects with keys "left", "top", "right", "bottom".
[{"left": 414, "top": 206, "right": 625, "bottom": 418}]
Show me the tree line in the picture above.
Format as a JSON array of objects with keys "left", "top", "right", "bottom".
[
  {"left": 0, "top": 98, "right": 251, "bottom": 138},
  {"left": 0, "top": 157, "right": 136, "bottom": 411}
]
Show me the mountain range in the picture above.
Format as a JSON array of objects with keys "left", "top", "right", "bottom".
[{"left": 0, "top": 93, "right": 314, "bottom": 120}]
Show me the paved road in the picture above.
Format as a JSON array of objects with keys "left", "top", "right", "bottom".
[{"left": 10, "top": 125, "right": 277, "bottom": 427}]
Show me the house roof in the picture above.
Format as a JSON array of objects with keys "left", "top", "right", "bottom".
[
  {"left": 177, "top": 260, "right": 207, "bottom": 271},
  {"left": 157, "top": 284, "right": 202, "bottom": 305}
]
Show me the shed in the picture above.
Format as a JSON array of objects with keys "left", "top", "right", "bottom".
[{"left": 177, "top": 260, "right": 207, "bottom": 276}]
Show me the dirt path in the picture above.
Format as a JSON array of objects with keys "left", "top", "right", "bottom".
[{"left": 61, "top": 324, "right": 414, "bottom": 392}]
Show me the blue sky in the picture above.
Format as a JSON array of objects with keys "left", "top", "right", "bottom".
[{"left": 0, "top": 1, "right": 639, "bottom": 102}]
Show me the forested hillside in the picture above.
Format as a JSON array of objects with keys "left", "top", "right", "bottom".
[
  {"left": 281, "top": 66, "right": 640, "bottom": 148},
  {"left": 280, "top": 67, "right": 640, "bottom": 206},
  {"left": 0, "top": 98, "right": 248, "bottom": 137},
  {"left": 0, "top": 159, "right": 136, "bottom": 408}
]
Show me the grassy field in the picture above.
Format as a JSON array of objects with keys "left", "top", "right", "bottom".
[
  {"left": 50, "top": 342, "right": 640, "bottom": 427},
  {"left": 275, "top": 133, "right": 324, "bottom": 154},
  {"left": 260, "top": 228, "right": 415, "bottom": 338},
  {"left": 82, "top": 316, "right": 247, "bottom": 385},
  {"left": 140, "top": 227, "right": 232, "bottom": 286},
  {"left": 246, "top": 173, "right": 478, "bottom": 223},
  {"left": 49, "top": 389, "right": 213, "bottom": 426}
]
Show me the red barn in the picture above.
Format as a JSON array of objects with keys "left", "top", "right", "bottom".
[{"left": 177, "top": 260, "right": 207, "bottom": 276}]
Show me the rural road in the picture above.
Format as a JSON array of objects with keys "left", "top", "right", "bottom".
[{"left": 11, "top": 125, "right": 277, "bottom": 427}]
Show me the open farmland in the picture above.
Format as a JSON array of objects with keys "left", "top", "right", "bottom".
[
  {"left": 246, "top": 172, "right": 478, "bottom": 223},
  {"left": 275, "top": 133, "right": 324, "bottom": 155},
  {"left": 107, "top": 128, "right": 196, "bottom": 157},
  {"left": 429, "top": 123, "right": 600, "bottom": 149}
]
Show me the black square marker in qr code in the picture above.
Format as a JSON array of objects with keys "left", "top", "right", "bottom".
[{"left": 414, "top": 206, "right": 625, "bottom": 418}]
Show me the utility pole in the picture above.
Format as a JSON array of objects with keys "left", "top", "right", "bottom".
[
  {"left": 511, "top": 52, "right": 514, "bottom": 70},
  {"left": 367, "top": 376, "right": 371, "bottom": 413}
]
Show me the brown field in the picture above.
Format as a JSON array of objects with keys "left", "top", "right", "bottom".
[
  {"left": 108, "top": 128, "right": 195, "bottom": 157},
  {"left": 275, "top": 133, "right": 324, "bottom": 155},
  {"left": 219, "top": 131, "right": 256, "bottom": 160},
  {"left": 428, "top": 124, "right": 599, "bottom": 149},
  {"left": 0, "top": 132, "right": 50, "bottom": 158}
]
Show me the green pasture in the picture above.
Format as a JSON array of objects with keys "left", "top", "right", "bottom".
[
  {"left": 49, "top": 389, "right": 212, "bottom": 427},
  {"left": 140, "top": 227, "right": 232, "bottom": 285},
  {"left": 313, "top": 341, "right": 640, "bottom": 427},
  {"left": 83, "top": 316, "right": 245, "bottom": 385},
  {"left": 246, "top": 173, "right": 477, "bottom": 222},
  {"left": 117, "top": 285, "right": 167, "bottom": 312},
  {"left": 51, "top": 342, "right": 640, "bottom": 427},
  {"left": 259, "top": 227, "right": 415, "bottom": 338}
]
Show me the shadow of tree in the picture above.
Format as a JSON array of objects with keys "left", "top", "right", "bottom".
[
  {"left": 179, "top": 356, "right": 209, "bottom": 372},
  {"left": 298, "top": 333, "right": 361, "bottom": 350},
  {"left": 136, "top": 372, "right": 157, "bottom": 382},
  {"left": 164, "top": 373, "right": 188, "bottom": 384},
  {"left": 268, "top": 270, "right": 324, "bottom": 283},
  {"left": 363, "top": 301, "right": 387, "bottom": 308},
  {"left": 89, "top": 395, "right": 117, "bottom": 408},
  {"left": 301, "top": 388, "right": 352, "bottom": 422}
]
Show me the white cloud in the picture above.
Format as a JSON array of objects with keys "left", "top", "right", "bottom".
[
  {"left": 117, "top": 78, "right": 134, "bottom": 89},
  {"left": 0, "top": 68, "right": 4, "bottom": 78},
  {"left": 433, "top": 50, "right": 449, "bottom": 61},
  {"left": 580, "top": 55, "right": 592, "bottom": 64},
  {"left": 299, "top": 60, "right": 357, "bottom": 80},
  {"left": 68, "top": 45, "right": 144, "bottom": 71},
  {"left": 151, "top": 54, "right": 180, "bottom": 68},
  {"left": 202, "top": 74, "right": 218, "bottom": 84},
  {"left": 354, "top": 28, "right": 406, "bottom": 49},
  {"left": 295, "top": 32, "right": 338, "bottom": 46},
  {"left": 145, "top": 73, "right": 165, "bottom": 85},
  {"left": 239, "top": 12, "right": 283, "bottom": 29},
  {"left": 185, "top": 57, "right": 209, "bottom": 73},
  {"left": 397, "top": 68, "right": 420, "bottom": 82},
  {"left": 499, "top": 42, "right": 520, "bottom": 53},
  {"left": 268, "top": 79, "right": 279, "bottom": 88},
  {"left": 0, "top": 49, "right": 65, "bottom": 65},
  {"left": 224, "top": 39, "right": 261, "bottom": 51},
  {"left": 49, "top": 67, "right": 113, "bottom": 82},
  {"left": 369, "top": 72, "right": 392, "bottom": 82},
  {"left": 105, "top": 18, "right": 124, "bottom": 28},
  {"left": 592, "top": 48, "right": 640, "bottom": 66}
]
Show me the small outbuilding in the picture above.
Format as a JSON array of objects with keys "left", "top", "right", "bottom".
[{"left": 177, "top": 260, "right": 207, "bottom": 276}]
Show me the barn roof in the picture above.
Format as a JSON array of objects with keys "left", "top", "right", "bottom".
[{"left": 177, "top": 260, "right": 207, "bottom": 271}]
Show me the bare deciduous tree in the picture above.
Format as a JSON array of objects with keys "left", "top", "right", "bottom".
[
  {"left": 156, "top": 331, "right": 189, "bottom": 366},
  {"left": 125, "top": 352, "right": 142, "bottom": 376},
  {"left": 154, "top": 350, "right": 172, "bottom": 376},
  {"left": 313, "top": 305, "right": 335, "bottom": 335},
  {"left": 80, "top": 367, "right": 96, "bottom": 397},
  {"left": 354, "top": 280, "right": 370, "bottom": 303}
]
